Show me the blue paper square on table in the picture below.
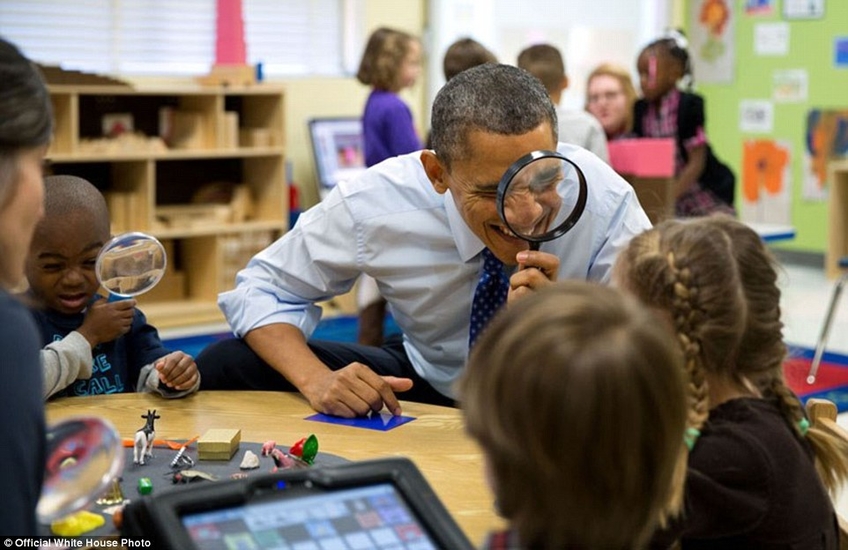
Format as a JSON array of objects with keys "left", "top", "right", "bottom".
[{"left": 305, "top": 411, "right": 416, "bottom": 431}]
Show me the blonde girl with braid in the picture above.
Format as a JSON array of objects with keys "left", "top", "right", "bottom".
[{"left": 616, "top": 218, "right": 842, "bottom": 549}]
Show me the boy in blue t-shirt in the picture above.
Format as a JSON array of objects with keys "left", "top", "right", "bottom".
[{"left": 25, "top": 175, "right": 200, "bottom": 399}]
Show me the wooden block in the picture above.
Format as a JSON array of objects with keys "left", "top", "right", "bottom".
[
  {"left": 223, "top": 111, "right": 239, "bottom": 149},
  {"left": 170, "top": 111, "right": 206, "bottom": 150},
  {"left": 198, "top": 428, "right": 241, "bottom": 461}
]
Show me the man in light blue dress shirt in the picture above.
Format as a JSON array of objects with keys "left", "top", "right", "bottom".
[{"left": 198, "top": 64, "right": 651, "bottom": 418}]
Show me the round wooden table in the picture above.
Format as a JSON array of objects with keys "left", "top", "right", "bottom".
[{"left": 46, "top": 391, "right": 504, "bottom": 545}]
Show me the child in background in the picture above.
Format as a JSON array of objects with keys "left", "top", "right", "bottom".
[
  {"left": 443, "top": 37, "right": 497, "bottom": 81},
  {"left": 614, "top": 218, "right": 847, "bottom": 547},
  {"left": 425, "top": 37, "right": 498, "bottom": 150},
  {"left": 517, "top": 43, "right": 609, "bottom": 163},
  {"left": 633, "top": 30, "right": 736, "bottom": 217},
  {"left": 26, "top": 175, "right": 200, "bottom": 399},
  {"left": 356, "top": 26, "right": 423, "bottom": 168},
  {"left": 460, "top": 281, "right": 689, "bottom": 550},
  {"left": 585, "top": 62, "right": 639, "bottom": 141},
  {"left": 355, "top": 27, "right": 424, "bottom": 346}
]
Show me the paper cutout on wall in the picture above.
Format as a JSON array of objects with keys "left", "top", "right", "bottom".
[
  {"left": 745, "top": 0, "right": 774, "bottom": 16},
  {"left": 804, "top": 109, "right": 848, "bottom": 201},
  {"left": 773, "top": 69, "right": 808, "bottom": 103},
  {"left": 689, "top": 0, "right": 735, "bottom": 83},
  {"left": 741, "top": 139, "right": 791, "bottom": 224}
]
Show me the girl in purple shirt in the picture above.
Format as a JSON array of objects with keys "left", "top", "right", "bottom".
[{"left": 355, "top": 27, "right": 423, "bottom": 345}]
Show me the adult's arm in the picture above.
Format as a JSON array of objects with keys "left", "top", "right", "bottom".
[
  {"left": 244, "top": 323, "right": 409, "bottom": 417},
  {"left": 219, "top": 186, "right": 412, "bottom": 417}
]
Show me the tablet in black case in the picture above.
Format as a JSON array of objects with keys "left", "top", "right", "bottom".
[{"left": 121, "top": 456, "right": 474, "bottom": 550}]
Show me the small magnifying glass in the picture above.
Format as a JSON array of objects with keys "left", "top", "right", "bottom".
[
  {"left": 37, "top": 417, "right": 125, "bottom": 523},
  {"left": 496, "top": 150, "right": 588, "bottom": 251},
  {"left": 95, "top": 232, "right": 167, "bottom": 302}
]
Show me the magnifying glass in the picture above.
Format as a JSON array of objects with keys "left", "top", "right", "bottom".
[
  {"left": 496, "top": 150, "right": 588, "bottom": 251},
  {"left": 95, "top": 232, "right": 167, "bottom": 301},
  {"left": 37, "top": 417, "right": 125, "bottom": 523}
]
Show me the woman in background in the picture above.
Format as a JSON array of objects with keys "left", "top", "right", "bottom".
[
  {"left": 0, "top": 36, "right": 53, "bottom": 535},
  {"left": 585, "top": 62, "right": 638, "bottom": 141}
]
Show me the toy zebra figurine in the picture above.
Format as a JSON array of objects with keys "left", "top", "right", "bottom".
[{"left": 134, "top": 409, "right": 160, "bottom": 465}]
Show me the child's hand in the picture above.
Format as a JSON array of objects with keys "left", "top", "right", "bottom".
[
  {"left": 156, "top": 351, "right": 199, "bottom": 391},
  {"left": 78, "top": 297, "right": 137, "bottom": 347}
]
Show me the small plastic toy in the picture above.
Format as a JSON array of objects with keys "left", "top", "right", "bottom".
[
  {"left": 133, "top": 409, "right": 160, "bottom": 465},
  {"left": 51, "top": 510, "right": 105, "bottom": 536},
  {"left": 137, "top": 477, "right": 153, "bottom": 495},
  {"left": 261, "top": 440, "right": 276, "bottom": 456},
  {"left": 96, "top": 477, "right": 125, "bottom": 506},
  {"left": 289, "top": 434, "right": 319, "bottom": 465},
  {"left": 171, "top": 470, "right": 218, "bottom": 484},
  {"left": 170, "top": 445, "right": 194, "bottom": 469},
  {"left": 270, "top": 448, "right": 296, "bottom": 470}
]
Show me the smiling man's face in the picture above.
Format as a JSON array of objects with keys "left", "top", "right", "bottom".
[{"left": 423, "top": 122, "right": 557, "bottom": 266}]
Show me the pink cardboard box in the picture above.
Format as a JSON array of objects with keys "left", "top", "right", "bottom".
[{"left": 608, "top": 138, "right": 675, "bottom": 177}]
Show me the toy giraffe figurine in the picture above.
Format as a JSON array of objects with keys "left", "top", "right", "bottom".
[{"left": 134, "top": 409, "right": 160, "bottom": 465}]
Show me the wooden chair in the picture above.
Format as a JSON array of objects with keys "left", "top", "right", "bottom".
[{"left": 805, "top": 398, "right": 848, "bottom": 549}]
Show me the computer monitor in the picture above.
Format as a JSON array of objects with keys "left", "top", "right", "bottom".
[{"left": 308, "top": 117, "right": 367, "bottom": 200}]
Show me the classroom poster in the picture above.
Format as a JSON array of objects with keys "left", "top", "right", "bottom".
[
  {"left": 739, "top": 100, "right": 774, "bottom": 133},
  {"left": 803, "top": 109, "right": 848, "bottom": 200},
  {"left": 741, "top": 139, "right": 791, "bottom": 224},
  {"left": 836, "top": 37, "right": 848, "bottom": 68},
  {"left": 689, "top": 0, "right": 735, "bottom": 83},
  {"left": 773, "top": 69, "right": 808, "bottom": 102},
  {"left": 745, "top": 0, "right": 774, "bottom": 16},
  {"left": 754, "top": 22, "right": 790, "bottom": 56}
]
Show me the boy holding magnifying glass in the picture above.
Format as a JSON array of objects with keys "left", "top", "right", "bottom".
[
  {"left": 25, "top": 175, "right": 200, "bottom": 399},
  {"left": 199, "top": 63, "right": 651, "bottom": 418}
]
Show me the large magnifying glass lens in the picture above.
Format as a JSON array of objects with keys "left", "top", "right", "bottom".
[
  {"left": 496, "top": 150, "right": 588, "bottom": 250},
  {"left": 95, "top": 232, "right": 167, "bottom": 299},
  {"left": 37, "top": 417, "right": 124, "bottom": 523}
]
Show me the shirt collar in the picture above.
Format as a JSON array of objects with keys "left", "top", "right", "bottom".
[{"left": 443, "top": 188, "right": 486, "bottom": 262}]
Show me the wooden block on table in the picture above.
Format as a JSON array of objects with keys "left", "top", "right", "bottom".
[{"left": 198, "top": 428, "right": 241, "bottom": 461}]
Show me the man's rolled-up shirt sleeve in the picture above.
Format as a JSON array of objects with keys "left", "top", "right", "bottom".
[{"left": 219, "top": 191, "right": 361, "bottom": 338}]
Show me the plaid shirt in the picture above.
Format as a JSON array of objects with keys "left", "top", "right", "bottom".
[{"left": 641, "top": 88, "right": 707, "bottom": 175}]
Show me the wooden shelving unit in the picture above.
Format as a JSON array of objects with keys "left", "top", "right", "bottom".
[{"left": 47, "top": 84, "right": 287, "bottom": 328}]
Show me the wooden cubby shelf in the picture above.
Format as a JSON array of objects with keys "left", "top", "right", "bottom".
[{"left": 47, "top": 84, "right": 288, "bottom": 329}]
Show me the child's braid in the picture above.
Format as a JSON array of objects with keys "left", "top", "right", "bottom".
[{"left": 666, "top": 251, "right": 709, "bottom": 432}]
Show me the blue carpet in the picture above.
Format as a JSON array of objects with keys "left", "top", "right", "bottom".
[{"left": 163, "top": 315, "right": 399, "bottom": 358}]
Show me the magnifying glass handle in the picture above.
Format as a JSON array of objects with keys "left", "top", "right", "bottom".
[
  {"left": 529, "top": 242, "right": 540, "bottom": 252},
  {"left": 107, "top": 293, "right": 129, "bottom": 303}
]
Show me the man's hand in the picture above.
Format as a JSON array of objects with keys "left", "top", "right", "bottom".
[
  {"left": 302, "top": 363, "right": 413, "bottom": 418},
  {"left": 156, "top": 351, "right": 199, "bottom": 391},
  {"left": 77, "top": 297, "right": 136, "bottom": 347},
  {"left": 507, "top": 250, "right": 560, "bottom": 302}
]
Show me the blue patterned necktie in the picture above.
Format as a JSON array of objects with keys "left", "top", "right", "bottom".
[{"left": 469, "top": 248, "right": 510, "bottom": 348}]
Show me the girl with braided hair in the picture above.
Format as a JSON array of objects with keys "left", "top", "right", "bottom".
[{"left": 615, "top": 218, "right": 843, "bottom": 548}]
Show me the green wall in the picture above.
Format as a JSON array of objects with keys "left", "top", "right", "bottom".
[{"left": 691, "top": 0, "right": 848, "bottom": 252}]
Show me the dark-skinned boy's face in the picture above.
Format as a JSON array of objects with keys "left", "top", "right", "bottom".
[{"left": 26, "top": 212, "right": 109, "bottom": 315}]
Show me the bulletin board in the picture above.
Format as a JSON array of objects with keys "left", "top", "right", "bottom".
[{"left": 687, "top": 0, "right": 848, "bottom": 252}]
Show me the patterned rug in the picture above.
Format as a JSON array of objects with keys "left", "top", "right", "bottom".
[{"left": 785, "top": 347, "right": 848, "bottom": 412}]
